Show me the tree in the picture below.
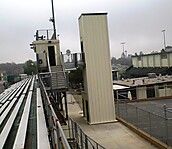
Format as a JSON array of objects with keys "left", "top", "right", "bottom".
[
  {"left": 23, "top": 60, "right": 37, "bottom": 75},
  {"left": 68, "top": 69, "right": 83, "bottom": 88}
]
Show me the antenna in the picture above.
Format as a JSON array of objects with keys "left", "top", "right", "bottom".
[{"left": 50, "top": 0, "right": 56, "bottom": 39}]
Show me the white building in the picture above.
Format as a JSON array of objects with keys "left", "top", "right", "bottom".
[
  {"left": 113, "top": 75, "right": 172, "bottom": 100},
  {"left": 132, "top": 50, "right": 172, "bottom": 68}
]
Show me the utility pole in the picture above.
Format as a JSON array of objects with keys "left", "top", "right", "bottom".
[
  {"left": 120, "top": 42, "right": 126, "bottom": 65},
  {"left": 162, "top": 29, "right": 166, "bottom": 50},
  {"left": 50, "top": 0, "right": 57, "bottom": 39},
  {"left": 120, "top": 42, "right": 126, "bottom": 58}
]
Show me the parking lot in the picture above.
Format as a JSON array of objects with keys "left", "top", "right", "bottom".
[{"left": 116, "top": 99, "right": 172, "bottom": 147}]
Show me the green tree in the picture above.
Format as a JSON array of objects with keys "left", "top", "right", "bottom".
[{"left": 23, "top": 60, "right": 37, "bottom": 75}]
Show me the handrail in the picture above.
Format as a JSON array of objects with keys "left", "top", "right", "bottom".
[
  {"left": 46, "top": 52, "right": 52, "bottom": 74},
  {"left": 60, "top": 53, "right": 68, "bottom": 88},
  {"left": 39, "top": 77, "right": 71, "bottom": 149},
  {"left": 68, "top": 117, "right": 106, "bottom": 149}
]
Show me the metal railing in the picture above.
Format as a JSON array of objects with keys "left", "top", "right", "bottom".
[
  {"left": 62, "top": 53, "right": 85, "bottom": 70},
  {"left": 39, "top": 77, "right": 105, "bottom": 149},
  {"left": 39, "top": 78, "right": 71, "bottom": 149},
  {"left": 39, "top": 71, "right": 68, "bottom": 89},
  {"left": 66, "top": 117, "right": 105, "bottom": 149},
  {"left": 60, "top": 53, "right": 69, "bottom": 88},
  {"left": 116, "top": 100, "right": 172, "bottom": 147},
  {"left": 164, "top": 105, "right": 172, "bottom": 120},
  {"left": 35, "top": 29, "right": 56, "bottom": 40}
]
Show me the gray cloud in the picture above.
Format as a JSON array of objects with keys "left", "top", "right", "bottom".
[{"left": 0, "top": 0, "right": 172, "bottom": 63}]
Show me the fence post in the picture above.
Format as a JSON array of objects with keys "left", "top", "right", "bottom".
[
  {"left": 136, "top": 107, "right": 138, "bottom": 127},
  {"left": 125, "top": 102, "right": 128, "bottom": 120},
  {"left": 116, "top": 91, "right": 120, "bottom": 117},
  {"left": 148, "top": 112, "right": 152, "bottom": 135},
  {"left": 164, "top": 104, "right": 169, "bottom": 144}
]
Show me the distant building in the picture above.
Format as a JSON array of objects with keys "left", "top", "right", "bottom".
[
  {"left": 165, "top": 46, "right": 172, "bottom": 52},
  {"left": 126, "top": 50, "right": 172, "bottom": 78},
  {"left": 113, "top": 75, "right": 172, "bottom": 100},
  {"left": 132, "top": 50, "right": 172, "bottom": 68}
]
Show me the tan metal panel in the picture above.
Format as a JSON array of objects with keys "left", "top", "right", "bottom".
[
  {"left": 169, "top": 53, "right": 172, "bottom": 66},
  {"left": 148, "top": 55, "right": 154, "bottom": 67},
  {"left": 142, "top": 56, "right": 148, "bottom": 67},
  {"left": 132, "top": 57, "right": 138, "bottom": 68},
  {"left": 79, "top": 13, "right": 115, "bottom": 124},
  {"left": 154, "top": 55, "right": 161, "bottom": 67}
]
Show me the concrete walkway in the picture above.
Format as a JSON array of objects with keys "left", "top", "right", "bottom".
[{"left": 67, "top": 94, "right": 158, "bottom": 149}]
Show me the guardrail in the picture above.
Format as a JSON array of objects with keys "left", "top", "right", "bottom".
[
  {"left": 67, "top": 117, "right": 106, "bottom": 149},
  {"left": 39, "top": 77, "right": 71, "bottom": 149},
  {"left": 39, "top": 71, "right": 68, "bottom": 89},
  {"left": 62, "top": 53, "right": 85, "bottom": 70},
  {"left": 35, "top": 29, "right": 55, "bottom": 40}
]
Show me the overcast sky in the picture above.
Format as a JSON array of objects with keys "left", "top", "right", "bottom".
[{"left": 0, "top": 0, "right": 172, "bottom": 63}]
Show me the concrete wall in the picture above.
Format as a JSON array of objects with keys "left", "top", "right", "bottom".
[{"left": 79, "top": 13, "right": 115, "bottom": 124}]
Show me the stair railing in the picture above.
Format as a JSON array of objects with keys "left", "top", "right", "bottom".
[{"left": 60, "top": 53, "right": 68, "bottom": 88}]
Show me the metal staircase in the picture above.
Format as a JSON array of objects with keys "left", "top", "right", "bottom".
[{"left": 50, "top": 65, "right": 68, "bottom": 90}]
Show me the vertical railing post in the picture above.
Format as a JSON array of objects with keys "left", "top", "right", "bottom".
[
  {"left": 56, "top": 125, "right": 61, "bottom": 149},
  {"left": 125, "top": 102, "right": 128, "bottom": 120},
  {"left": 136, "top": 107, "right": 138, "bottom": 127},
  {"left": 80, "top": 128, "right": 83, "bottom": 149},
  {"left": 47, "top": 30, "right": 49, "bottom": 40},
  {"left": 164, "top": 104, "right": 169, "bottom": 144},
  {"left": 116, "top": 90, "right": 120, "bottom": 117},
  {"left": 148, "top": 111, "right": 152, "bottom": 135},
  {"left": 71, "top": 121, "right": 75, "bottom": 146},
  {"left": 74, "top": 53, "right": 78, "bottom": 68},
  {"left": 74, "top": 122, "right": 79, "bottom": 148},
  {"left": 85, "top": 135, "right": 88, "bottom": 149},
  {"left": 96, "top": 142, "right": 99, "bottom": 149}
]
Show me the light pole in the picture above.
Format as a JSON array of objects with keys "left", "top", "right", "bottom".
[
  {"left": 120, "top": 42, "right": 126, "bottom": 65},
  {"left": 120, "top": 42, "right": 126, "bottom": 58},
  {"left": 162, "top": 29, "right": 166, "bottom": 50}
]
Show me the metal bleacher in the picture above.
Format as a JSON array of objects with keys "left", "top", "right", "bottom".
[{"left": 0, "top": 76, "right": 71, "bottom": 149}]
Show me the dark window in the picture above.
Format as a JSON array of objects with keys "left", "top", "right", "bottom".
[
  {"left": 81, "top": 41, "right": 84, "bottom": 53},
  {"left": 147, "top": 86, "right": 155, "bottom": 98},
  {"left": 48, "top": 46, "right": 56, "bottom": 66},
  {"left": 138, "top": 56, "right": 141, "bottom": 61},
  {"left": 161, "top": 53, "right": 167, "bottom": 59}
]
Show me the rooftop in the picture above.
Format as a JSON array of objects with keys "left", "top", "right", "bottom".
[{"left": 113, "top": 75, "right": 172, "bottom": 88}]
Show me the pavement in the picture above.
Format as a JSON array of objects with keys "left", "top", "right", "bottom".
[{"left": 67, "top": 94, "right": 158, "bottom": 149}]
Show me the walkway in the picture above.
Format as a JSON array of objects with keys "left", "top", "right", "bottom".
[{"left": 67, "top": 94, "right": 158, "bottom": 149}]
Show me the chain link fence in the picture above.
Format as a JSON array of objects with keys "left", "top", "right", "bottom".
[{"left": 116, "top": 100, "right": 172, "bottom": 147}]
